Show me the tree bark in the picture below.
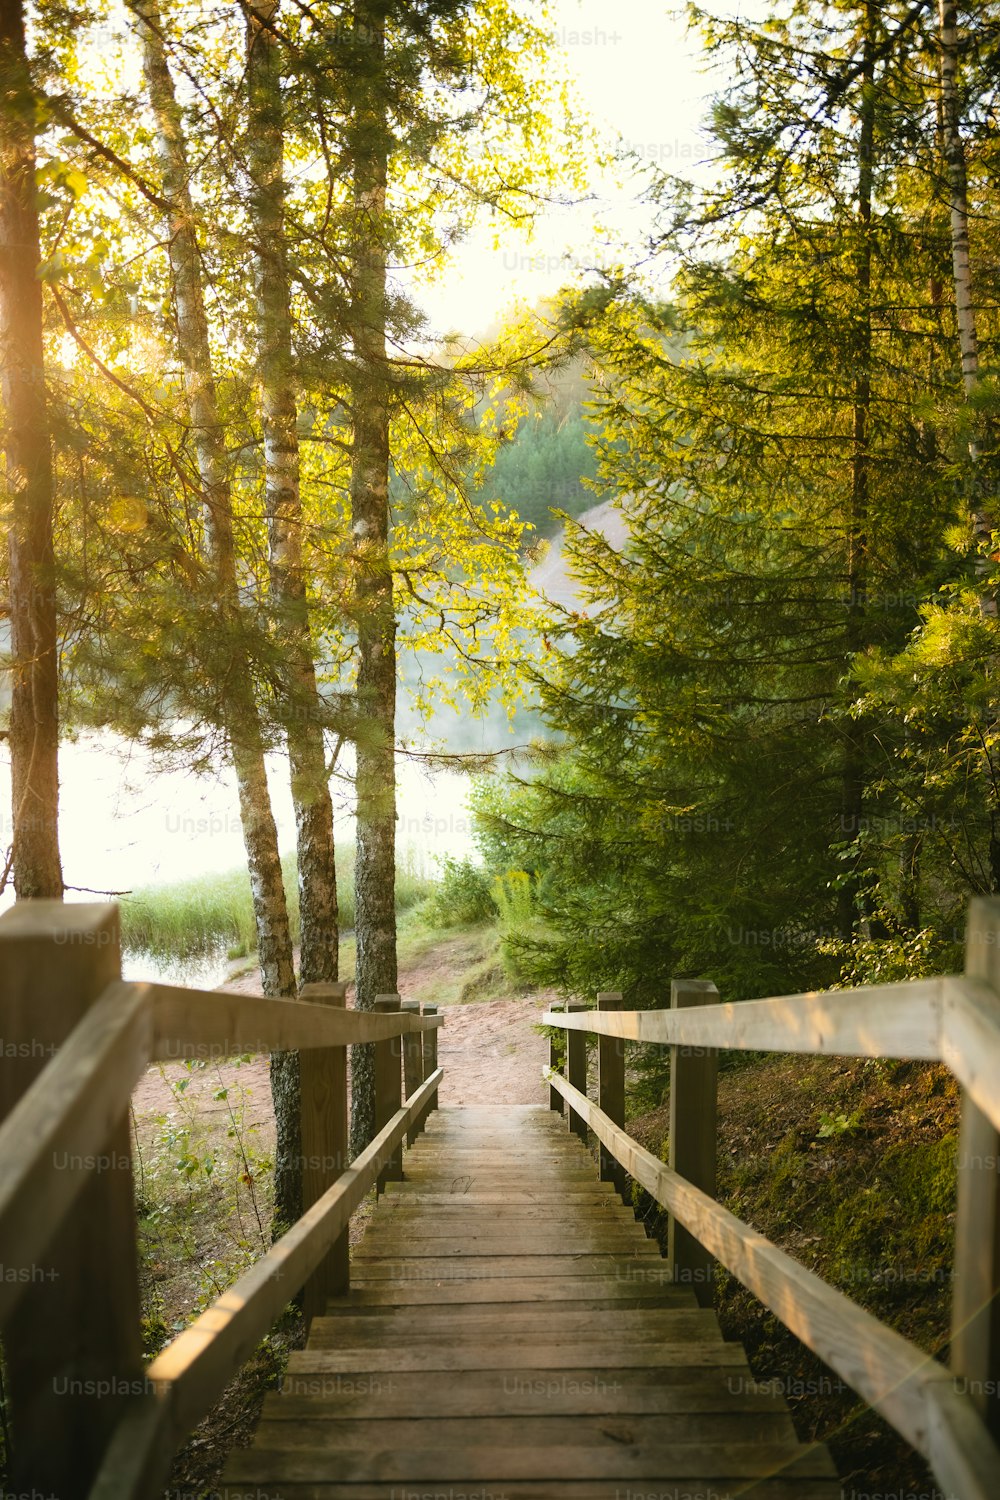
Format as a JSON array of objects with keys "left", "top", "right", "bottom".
[
  {"left": 348, "top": 0, "right": 397, "bottom": 1158},
  {"left": 939, "top": 0, "right": 1000, "bottom": 885},
  {"left": 246, "top": 0, "right": 340, "bottom": 990},
  {"left": 0, "top": 0, "right": 63, "bottom": 899},
  {"left": 130, "top": 0, "right": 302, "bottom": 1221},
  {"left": 838, "top": 0, "right": 875, "bottom": 939},
  {"left": 939, "top": 1, "right": 996, "bottom": 571}
]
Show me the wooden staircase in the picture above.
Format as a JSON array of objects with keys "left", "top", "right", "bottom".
[{"left": 222, "top": 1104, "right": 839, "bottom": 1499}]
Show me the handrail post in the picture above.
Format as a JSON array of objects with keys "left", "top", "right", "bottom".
[
  {"left": 423, "top": 1004, "right": 439, "bottom": 1123},
  {"left": 374, "top": 994, "right": 403, "bottom": 1191},
  {"left": 566, "top": 1001, "right": 588, "bottom": 1144},
  {"left": 549, "top": 1003, "right": 565, "bottom": 1114},
  {"left": 668, "top": 978, "right": 719, "bottom": 1307},
  {"left": 0, "top": 902, "right": 143, "bottom": 1498},
  {"left": 299, "top": 980, "right": 349, "bottom": 1321},
  {"left": 597, "top": 991, "right": 627, "bottom": 1199},
  {"left": 952, "top": 897, "right": 1000, "bottom": 1437},
  {"left": 401, "top": 1000, "right": 423, "bottom": 1145}
]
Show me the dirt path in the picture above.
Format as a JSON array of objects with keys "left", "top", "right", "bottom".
[{"left": 131, "top": 939, "right": 551, "bottom": 1149}]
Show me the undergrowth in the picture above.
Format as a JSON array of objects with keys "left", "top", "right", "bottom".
[{"left": 120, "top": 846, "right": 433, "bottom": 962}]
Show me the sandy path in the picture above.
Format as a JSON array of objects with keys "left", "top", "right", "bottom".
[{"left": 131, "top": 951, "right": 551, "bottom": 1142}]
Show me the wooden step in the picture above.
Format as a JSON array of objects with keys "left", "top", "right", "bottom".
[
  {"left": 222, "top": 1104, "right": 840, "bottom": 1499},
  {"left": 348, "top": 1253, "right": 671, "bottom": 1281},
  {"left": 335, "top": 1279, "right": 691, "bottom": 1308},
  {"left": 262, "top": 1367, "right": 790, "bottom": 1417}
]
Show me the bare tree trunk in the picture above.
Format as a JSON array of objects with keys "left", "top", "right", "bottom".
[
  {"left": 348, "top": 0, "right": 397, "bottom": 1157},
  {"left": 130, "top": 0, "right": 302, "bottom": 1221},
  {"left": 0, "top": 0, "right": 63, "bottom": 899},
  {"left": 246, "top": 0, "right": 340, "bottom": 990}
]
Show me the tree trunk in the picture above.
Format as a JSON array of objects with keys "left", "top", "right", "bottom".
[
  {"left": 130, "top": 0, "right": 302, "bottom": 1222},
  {"left": 246, "top": 0, "right": 340, "bottom": 990},
  {"left": 939, "top": 0, "right": 995, "bottom": 577},
  {"left": 838, "top": 0, "right": 875, "bottom": 939},
  {"left": 939, "top": 0, "right": 1000, "bottom": 886},
  {"left": 348, "top": 0, "right": 397, "bottom": 1158},
  {"left": 0, "top": 0, "right": 63, "bottom": 899}
]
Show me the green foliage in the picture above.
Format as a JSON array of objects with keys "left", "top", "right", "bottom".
[
  {"left": 816, "top": 1110, "right": 863, "bottom": 1140},
  {"left": 473, "top": 400, "right": 603, "bottom": 540},
  {"left": 466, "top": 0, "right": 1000, "bottom": 1007},
  {"left": 132, "top": 1060, "right": 274, "bottom": 1338},
  {"left": 120, "top": 848, "right": 433, "bottom": 963},
  {"left": 421, "top": 855, "right": 498, "bottom": 927}
]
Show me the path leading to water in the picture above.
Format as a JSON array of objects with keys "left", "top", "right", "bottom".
[{"left": 132, "top": 940, "right": 550, "bottom": 1133}]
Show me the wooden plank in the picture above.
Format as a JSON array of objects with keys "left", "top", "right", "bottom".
[
  {"left": 349, "top": 1253, "right": 670, "bottom": 1280},
  {"left": 420, "top": 1003, "right": 439, "bottom": 1128},
  {"left": 309, "top": 1309, "right": 722, "bottom": 1344},
  {"left": 547, "top": 1068, "right": 1000, "bottom": 1500},
  {"left": 566, "top": 1001, "right": 588, "bottom": 1143},
  {"left": 222, "top": 1439, "right": 836, "bottom": 1483},
  {"left": 400, "top": 1000, "right": 423, "bottom": 1145},
  {"left": 89, "top": 1068, "right": 443, "bottom": 1500},
  {"left": 286, "top": 1342, "right": 750, "bottom": 1374},
  {"left": 549, "top": 1000, "right": 565, "bottom": 1114},
  {"left": 373, "top": 995, "right": 402, "bottom": 1190},
  {"left": 597, "top": 992, "right": 627, "bottom": 1198},
  {"left": 332, "top": 1284, "right": 694, "bottom": 1308},
  {"left": 372, "top": 1203, "right": 643, "bottom": 1223},
  {"left": 219, "top": 1482, "right": 840, "bottom": 1500},
  {"left": 262, "top": 1370, "right": 789, "bottom": 1418},
  {"left": 250, "top": 1411, "right": 798, "bottom": 1449},
  {"left": 150, "top": 983, "right": 422, "bottom": 1058},
  {"left": 668, "top": 978, "right": 719, "bottom": 1308},
  {"left": 353, "top": 1236, "right": 660, "bottom": 1258},
  {"left": 0, "top": 902, "right": 145, "bottom": 1500},
  {"left": 300, "top": 980, "right": 350, "bottom": 1321},
  {"left": 943, "top": 974, "right": 1000, "bottom": 1134},
  {"left": 545, "top": 975, "right": 944, "bottom": 1058},
  {"left": 949, "top": 901, "right": 1000, "bottom": 1440},
  {"left": 380, "top": 1189, "right": 621, "bottom": 1203},
  {"left": 0, "top": 977, "right": 152, "bottom": 1323}
]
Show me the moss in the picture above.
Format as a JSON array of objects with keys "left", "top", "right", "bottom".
[{"left": 633, "top": 1054, "right": 961, "bottom": 1497}]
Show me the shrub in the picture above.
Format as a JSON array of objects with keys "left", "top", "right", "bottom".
[{"left": 421, "top": 855, "right": 498, "bottom": 928}]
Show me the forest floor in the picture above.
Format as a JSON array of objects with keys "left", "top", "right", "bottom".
[{"left": 132, "top": 926, "right": 959, "bottom": 1500}]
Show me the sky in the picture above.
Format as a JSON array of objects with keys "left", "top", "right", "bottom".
[{"left": 414, "top": 0, "right": 717, "bottom": 336}]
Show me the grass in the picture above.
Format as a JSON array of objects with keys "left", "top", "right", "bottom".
[{"left": 119, "top": 846, "right": 434, "bottom": 962}]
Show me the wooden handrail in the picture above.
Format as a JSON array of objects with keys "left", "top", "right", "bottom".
[
  {"left": 541, "top": 896, "right": 1000, "bottom": 1500},
  {"left": 544, "top": 1067, "right": 1000, "bottom": 1500},
  {"left": 544, "top": 975, "right": 1000, "bottom": 1136},
  {"left": 0, "top": 975, "right": 444, "bottom": 1325},
  {"left": 88, "top": 1068, "right": 443, "bottom": 1500},
  {"left": 0, "top": 980, "right": 153, "bottom": 1325},
  {"left": 151, "top": 979, "right": 443, "bottom": 1059},
  {"left": 545, "top": 974, "right": 944, "bottom": 1058},
  {"left": 0, "top": 901, "right": 446, "bottom": 1497}
]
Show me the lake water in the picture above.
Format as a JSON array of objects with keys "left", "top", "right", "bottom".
[{"left": 0, "top": 730, "right": 479, "bottom": 987}]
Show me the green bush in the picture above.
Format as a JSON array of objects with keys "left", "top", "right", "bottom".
[
  {"left": 421, "top": 855, "right": 498, "bottom": 928},
  {"left": 493, "top": 869, "right": 542, "bottom": 983}
]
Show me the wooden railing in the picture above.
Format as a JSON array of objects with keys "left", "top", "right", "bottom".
[
  {"left": 0, "top": 900, "right": 442, "bottom": 1500},
  {"left": 542, "top": 896, "right": 1000, "bottom": 1500}
]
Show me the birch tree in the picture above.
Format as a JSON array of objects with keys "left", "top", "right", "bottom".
[
  {"left": 129, "top": 0, "right": 303, "bottom": 1223},
  {"left": 346, "top": 0, "right": 396, "bottom": 1155}
]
